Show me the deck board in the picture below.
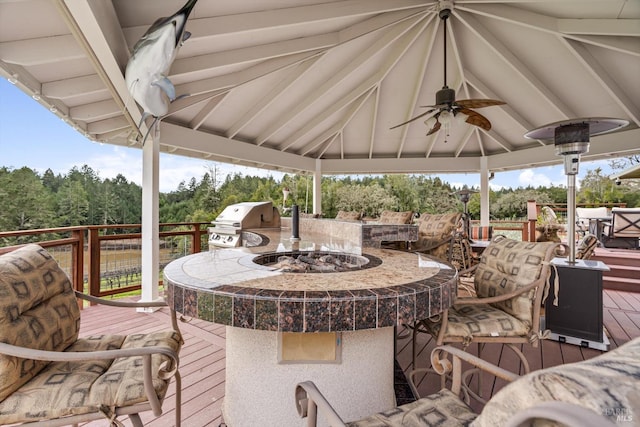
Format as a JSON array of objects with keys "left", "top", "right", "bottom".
[{"left": 79, "top": 289, "right": 640, "bottom": 426}]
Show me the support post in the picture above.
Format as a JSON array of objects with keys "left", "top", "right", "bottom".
[
  {"left": 313, "top": 160, "right": 322, "bottom": 216},
  {"left": 480, "top": 157, "right": 490, "bottom": 226},
  {"left": 140, "top": 122, "right": 161, "bottom": 309}
]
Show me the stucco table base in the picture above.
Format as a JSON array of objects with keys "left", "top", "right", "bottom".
[{"left": 223, "top": 326, "right": 395, "bottom": 427}]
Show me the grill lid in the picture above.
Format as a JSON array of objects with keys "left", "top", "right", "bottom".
[{"left": 212, "top": 201, "right": 280, "bottom": 230}]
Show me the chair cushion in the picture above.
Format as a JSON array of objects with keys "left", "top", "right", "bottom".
[
  {"left": 611, "top": 207, "right": 640, "bottom": 238},
  {"left": 0, "top": 244, "right": 81, "bottom": 401},
  {"left": 472, "top": 337, "right": 640, "bottom": 427},
  {"left": 470, "top": 226, "right": 493, "bottom": 241},
  {"left": 424, "top": 303, "right": 530, "bottom": 341},
  {"left": 576, "top": 233, "right": 598, "bottom": 260},
  {"left": 0, "top": 330, "right": 182, "bottom": 425},
  {"left": 336, "top": 210, "right": 362, "bottom": 221},
  {"left": 474, "top": 238, "right": 554, "bottom": 324},
  {"left": 378, "top": 210, "right": 414, "bottom": 224},
  {"left": 415, "top": 213, "right": 462, "bottom": 261},
  {"left": 347, "top": 389, "right": 476, "bottom": 427}
]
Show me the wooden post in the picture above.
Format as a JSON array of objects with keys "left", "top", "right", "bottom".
[
  {"left": 527, "top": 200, "right": 538, "bottom": 242},
  {"left": 193, "top": 223, "right": 204, "bottom": 253},
  {"left": 88, "top": 227, "right": 101, "bottom": 301},
  {"left": 71, "top": 229, "right": 85, "bottom": 309}
]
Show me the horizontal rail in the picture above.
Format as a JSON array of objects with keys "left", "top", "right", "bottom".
[{"left": 0, "top": 223, "right": 210, "bottom": 304}]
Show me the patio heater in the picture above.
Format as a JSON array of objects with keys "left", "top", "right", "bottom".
[
  {"left": 526, "top": 118, "right": 627, "bottom": 351},
  {"left": 283, "top": 186, "right": 300, "bottom": 241},
  {"left": 525, "top": 118, "right": 628, "bottom": 263},
  {"left": 454, "top": 187, "right": 477, "bottom": 237}
]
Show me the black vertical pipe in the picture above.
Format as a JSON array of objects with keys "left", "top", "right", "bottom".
[{"left": 291, "top": 205, "right": 300, "bottom": 239}]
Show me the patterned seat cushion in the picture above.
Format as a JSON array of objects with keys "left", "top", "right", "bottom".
[
  {"left": 378, "top": 211, "right": 414, "bottom": 225},
  {"left": 347, "top": 389, "right": 476, "bottom": 427},
  {"left": 474, "top": 238, "right": 554, "bottom": 325},
  {"left": 336, "top": 210, "right": 362, "bottom": 221},
  {"left": 0, "top": 331, "right": 182, "bottom": 424},
  {"left": 472, "top": 337, "right": 640, "bottom": 427},
  {"left": 576, "top": 233, "right": 598, "bottom": 260},
  {"left": 470, "top": 226, "right": 493, "bottom": 241},
  {"left": 0, "top": 244, "right": 182, "bottom": 425},
  {"left": 424, "top": 303, "right": 530, "bottom": 341},
  {"left": 415, "top": 213, "right": 462, "bottom": 261},
  {"left": 0, "top": 244, "right": 81, "bottom": 401}
]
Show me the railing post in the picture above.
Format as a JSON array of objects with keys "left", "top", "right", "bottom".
[
  {"left": 88, "top": 227, "right": 101, "bottom": 300},
  {"left": 71, "top": 229, "right": 85, "bottom": 309},
  {"left": 193, "top": 223, "right": 204, "bottom": 253},
  {"left": 527, "top": 200, "right": 538, "bottom": 242}
]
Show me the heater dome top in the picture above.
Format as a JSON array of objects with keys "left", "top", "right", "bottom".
[{"left": 524, "top": 117, "right": 628, "bottom": 140}]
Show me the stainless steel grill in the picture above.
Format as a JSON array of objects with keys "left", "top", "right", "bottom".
[{"left": 208, "top": 201, "right": 281, "bottom": 248}]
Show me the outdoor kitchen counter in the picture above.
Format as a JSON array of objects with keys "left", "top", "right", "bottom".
[{"left": 163, "top": 228, "right": 457, "bottom": 332}]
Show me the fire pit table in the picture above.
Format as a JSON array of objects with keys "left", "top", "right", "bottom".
[{"left": 164, "top": 227, "right": 457, "bottom": 426}]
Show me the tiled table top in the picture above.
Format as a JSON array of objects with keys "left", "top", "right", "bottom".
[{"left": 164, "top": 229, "right": 457, "bottom": 332}]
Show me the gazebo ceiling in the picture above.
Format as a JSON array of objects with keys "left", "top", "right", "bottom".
[{"left": 1, "top": 0, "right": 639, "bottom": 176}]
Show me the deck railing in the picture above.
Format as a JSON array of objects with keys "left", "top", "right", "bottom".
[{"left": 0, "top": 223, "right": 209, "bottom": 302}]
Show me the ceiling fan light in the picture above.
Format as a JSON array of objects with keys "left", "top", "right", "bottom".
[
  {"left": 424, "top": 116, "right": 437, "bottom": 128},
  {"left": 455, "top": 112, "right": 468, "bottom": 124},
  {"left": 439, "top": 110, "right": 452, "bottom": 125}
]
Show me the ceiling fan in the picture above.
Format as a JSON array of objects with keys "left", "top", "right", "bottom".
[{"left": 390, "top": 7, "right": 505, "bottom": 137}]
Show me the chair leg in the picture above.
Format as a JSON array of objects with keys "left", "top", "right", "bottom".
[
  {"left": 477, "top": 343, "right": 484, "bottom": 399},
  {"left": 506, "top": 344, "right": 530, "bottom": 374},
  {"left": 175, "top": 370, "right": 182, "bottom": 427},
  {"left": 412, "top": 323, "right": 418, "bottom": 369},
  {"left": 130, "top": 414, "right": 144, "bottom": 427}
]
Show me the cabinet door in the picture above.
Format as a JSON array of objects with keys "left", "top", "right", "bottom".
[{"left": 545, "top": 266, "right": 603, "bottom": 342}]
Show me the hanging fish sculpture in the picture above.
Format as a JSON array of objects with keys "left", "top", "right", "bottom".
[{"left": 125, "top": 0, "right": 198, "bottom": 141}]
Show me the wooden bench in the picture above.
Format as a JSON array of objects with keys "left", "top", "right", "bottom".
[{"left": 0, "top": 244, "right": 183, "bottom": 426}]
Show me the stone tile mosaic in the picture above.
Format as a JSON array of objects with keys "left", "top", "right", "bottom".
[
  {"left": 197, "top": 291, "right": 214, "bottom": 322},
  {"left": 163, "top": 226, "right": 457, "bottom": 332},
  {"left": 183, "top": 288, "right": 198, "bottom": 318}
]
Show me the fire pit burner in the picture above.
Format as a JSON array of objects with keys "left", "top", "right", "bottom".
[{"left": 252, "top": 251, "right": 381, "bottom": 273}]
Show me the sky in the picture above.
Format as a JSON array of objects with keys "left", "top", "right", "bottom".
[{"left": 0, "top": 77, "right": 616, "bottom": 193}]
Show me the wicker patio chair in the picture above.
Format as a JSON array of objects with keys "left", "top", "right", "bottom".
[{"left": 0, "top": 244, "right": 183, "bottom": 427}]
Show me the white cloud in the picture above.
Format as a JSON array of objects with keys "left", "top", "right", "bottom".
[{"left": 517, "top": 168, "right": 565, "bottom": 188}]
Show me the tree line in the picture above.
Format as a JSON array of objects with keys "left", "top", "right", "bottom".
[{"left": 1, "top": 162, "right": 638, "bottom": 233}]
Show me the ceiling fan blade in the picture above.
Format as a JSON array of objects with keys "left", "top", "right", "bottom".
[
  {"left": 390, "top": 109, "right": 438, "bottom": 130},
  {"left": 456, "top": 99, "right": 506, "bottom": 109},
  {"left": 426, "top": 120, "right": 441, "bottom": 136},
  {"left": 460, "top": 108, "right": 492, "bottom": 131}
]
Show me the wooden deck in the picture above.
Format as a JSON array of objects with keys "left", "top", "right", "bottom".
[{"left": 79, "top": 289, "right": 640, "bottom": 427}]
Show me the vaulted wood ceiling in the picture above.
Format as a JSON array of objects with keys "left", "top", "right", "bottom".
[{"left": 1, "top": 0, "right": 639, "bottom": 176}]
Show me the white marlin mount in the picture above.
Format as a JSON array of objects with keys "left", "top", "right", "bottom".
[{"left": 125, "top": 0, "right": 199, "bottom": 142}]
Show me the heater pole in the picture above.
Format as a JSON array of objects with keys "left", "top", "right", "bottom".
[{"left": 567, "top": 173, "right": 577, "bottom": 263}]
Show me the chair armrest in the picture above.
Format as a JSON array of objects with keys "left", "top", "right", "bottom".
[
  {"left": 414, "top": 235, "right": 454, "bottom": 252},
  {"left": 74, "top": 292, "right": 184, "bottom": 345},
  {"left": 295, "top": 381, "right": 347, "bottom": 427},
  {"left": 504, "top": 401, "right": 616, "bottom": 427},
  {"left": 454, "top": 277, "right": 544, "bottom": 306},
  {"left": 75, "top": 291, "right": 168, "bottom": 308},
  {"left": 409, "top": 345, "right": 519, "bottom": 398},
  {"left": 457, "top": 263, "right": 478, "bottom": 277},
  {"left": 0, "top": 340, "right": 179, "bottom": 369}
]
